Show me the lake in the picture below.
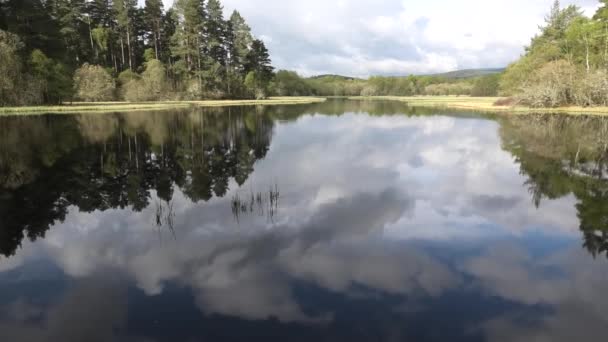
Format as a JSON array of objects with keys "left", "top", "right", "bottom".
[{"left": 0, "top": 99, "right": 606, "bottom": 341}]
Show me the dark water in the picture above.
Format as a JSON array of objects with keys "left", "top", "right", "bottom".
[{"left": 0, "top": 100, "right": 607, "bottom": 342}]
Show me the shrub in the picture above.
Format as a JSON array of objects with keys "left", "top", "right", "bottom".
[
  {"left": 517, "top": 60, "right": 579, "bottom": 108},
  {"left": 122, "top": 59, "right": 168, "bottom": 102},
  {"left": 117, "top": 69, "right": 140, "bottom": 86},
  {"left": 73, "top": 64, "right": 115, "bottom": 102},
  {"left": 494, "top": 97, "right": 518, "bottom": 106},
  {"left": 573, "top": 70, "right": 608, "bottom": 107}
]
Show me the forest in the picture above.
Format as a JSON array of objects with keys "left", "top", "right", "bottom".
[{"left": 0, "top": 0, "right": 274, "bottom": 105}]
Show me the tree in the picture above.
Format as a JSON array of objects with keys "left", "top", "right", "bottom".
[
  {"left": 172, "top": 0, "right": 205, "bottom": 91},
  {"left": 471, "top": 74, "right": 500, "bottom": 97},
  {"left": 245, "top": 39, "right": 273, "bottom": 82},
  {"left": 47, "top": 0, "right": 89, "bottom": 65},
  {"left": 274, "top": 70, "right": 312, "bottom": 96},
  {"left": 205, "top": 0, "right": 227, "bottom": 66},
  {"left": 228, "top": 10, "right": 252, "bottom": 76},
  {"left": 73, "top": 63, "right": 115, "bottom": 101},
  {"left": 144, "top": 0, "right": 164, "bottom": 60},
  {"left": 566, "top": 17, "right": 602, "bottom": 72},
  {"left": 0, "top": 29, "right": 26, "bottom": 105},
  {"left": 243, "top": 39, "right": 274, "bottom": 99},
  {"left": 0, "top": 0, "right": 63, "bottom": 59},
  {"left": 113, "top": 0, "right": 137, "bottom": 70},
  {"left": 29, "top": 49, "right": 73, "bottom": 104},
  {"left": 501, "top": 1, "right": 583, "bottom": 96}
]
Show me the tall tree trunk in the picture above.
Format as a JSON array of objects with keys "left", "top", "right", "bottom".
[
  {"left": 120, "top": 36, "right": 125, "bottom": 70},
  {"left": 585, "top": 35, "right": 590, "bottom": 73},
  {"left": 87, "top": 16, "right": 97, "bottom": 62},
  {"left": 154, "top": 21, "right": 160, "bottom": 60},
  {"left": 196, "top": 36, "right": 202, "bottom": 93},
  {"left": 126, "top": 28, "right": 133, "bottom": 70}
]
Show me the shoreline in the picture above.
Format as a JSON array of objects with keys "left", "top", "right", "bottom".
[
  {"left": 0, "top": 97, "right": 327, "bottom": 115},
  {"left": 350, "top": 96, "right": 608, "bottom": 116}
]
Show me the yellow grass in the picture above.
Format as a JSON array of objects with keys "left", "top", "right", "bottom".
[
  {"left": 0, "top": 97, "right": 326, "bottom": 115},
  {"left": 350, "top": 96, "right": 608, "bottom": 116}
]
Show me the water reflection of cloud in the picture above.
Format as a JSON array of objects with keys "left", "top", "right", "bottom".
[
  {"left": 463, "top": 243, "right": 608, "bottom": 342},
  {"left": 0, "top": 112, "right": 593, "bottom": 327},
  {"left": 0, "top": 275, "right": 135, "bottom": 342},
  {"left": 5, "top": 188, "right": 439, "bottom": 323}
]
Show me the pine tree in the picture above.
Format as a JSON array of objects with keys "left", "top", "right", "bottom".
[
  {"left": 205, "top": 0, "right": 227, "bottom": 66},
  {"left": 86, "top": 0, "right": 120, "bottom": 70},
  {"left": 1, "top": 0, "right": 63, "bottom": 59},
  {"left": 172, "top": 0, "right": 205, "bottom": 90},
  {"left": 228, "top": 10, "right": 252, "bottom": 76},
  {"left": 47, "top": 0, "right": 89, "bottom": 65},
  {"left": 113, "top": 0, "right": 136, "bottom": 70},
  {"left": 144, "top": 0, "right": 163, "bottom": 60},
  {"left": 246, "top": 39, "right": 273, "bottom": 81}
]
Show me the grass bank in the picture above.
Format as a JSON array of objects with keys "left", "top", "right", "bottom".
[
  {"left": 0, "top": 97, "right": 326, "bottom": 115},
  {"left": 350, "top": 96, "right": 608, "bottom": 116}
]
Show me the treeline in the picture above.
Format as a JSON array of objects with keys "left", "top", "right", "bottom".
[
  {"left": 501, "top": 0, "right": 608, "bottom": 107},
  {"left": 0, "top": 0, "right": 273, "bottom": 105},
  {"left": 273, "top": 71, "right": 501, "bottom": 98}
]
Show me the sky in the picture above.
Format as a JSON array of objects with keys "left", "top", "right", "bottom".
[{"left": 145, "top": 0, "right": 601, "bottom": 77}]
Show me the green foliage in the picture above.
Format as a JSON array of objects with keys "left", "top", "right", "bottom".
[
  {"left": 244, "top": 71, "right": 264, "bottom": 99},
  {"left": 0, "top": 0, "right": 276, "bottom": 104},
  {"left": 502, "top": 0, "right": 608, "bottom": 107},
  {"left": 271, "top": 72, "right": 497, "bottom": 98},
  {"left": 274, "top": 70, "right": 312, "bottom": 96},
  {"left": 143, "top": 48, "right": 156, "bottom": 62},
  {"left": 29, "top": 49, "right": 74, "bottom": 104},
  {"left": 73, "top": 63, "right": 115, "bottom": 102},
  {"left": 228, "top": 10, "right": 253, "bottom": 76},
  {"left": 471, "top": 74, "right": 500, "bottom": 97}
]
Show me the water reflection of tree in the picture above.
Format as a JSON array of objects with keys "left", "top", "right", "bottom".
[
  {"left": 500, "top": 115, "right": 608, "bottom": 259},
  {"left": 0, "top": 107, "right": 276, "bottom": 257}
]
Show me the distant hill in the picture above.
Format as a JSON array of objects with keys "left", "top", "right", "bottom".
[
  {"left": 426, "top": 68, "right": 505, "bottom": 79},
  {"left": 307, "top": 74, "right": 360, "bottom": 81},
  {"left": 306, "top": 69, "right": 505, "bottom": 81}
]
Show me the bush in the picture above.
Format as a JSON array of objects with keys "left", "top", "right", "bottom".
[
  {"left": 573, "top": 70, "right": 608, "bottom": 107},
  {"left": 117, "top": 69, "right": 140, "bottom": 86},
  {"left": 517, "top": 60, "right": 578, "bottom": 108},
  {"left": 73, "top": 64, "right": 115, "bottom": 102},
  {"left": 493, "top": 97, "right": 518, "bottom": 106},
  {"left": 122, "top": 59, "right": 169, "bottom": 102}
]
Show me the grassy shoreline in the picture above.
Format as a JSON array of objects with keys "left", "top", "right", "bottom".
[
  {"left": 350, "top": 96, "right": 608, "bottom": 116},
  {"left": 0, "top": 97, "right": 326, "bottom": 115}
]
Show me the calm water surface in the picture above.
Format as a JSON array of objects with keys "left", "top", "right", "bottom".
[{"left": 0, "top": 100, "right": 607, "bottom": 341}]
